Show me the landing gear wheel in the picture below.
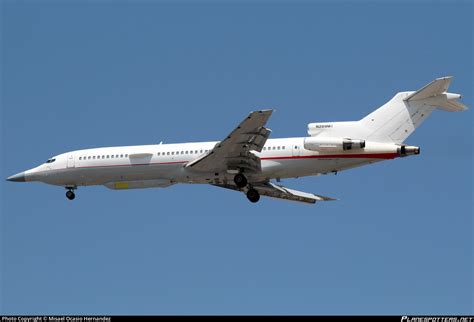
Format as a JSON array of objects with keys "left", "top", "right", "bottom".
[
  {"left": 234, "top": 173, "right": 248, "bottom": 188},
  {"left": 246, "top": 189, "right": 260, "bottom": 203},
  {"left": 66, "top": 190, "right": 75, "bottom": 200}
]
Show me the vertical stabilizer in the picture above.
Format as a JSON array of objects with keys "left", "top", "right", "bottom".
[{"left": 359, "top": 77, "right": 467, "bottom": 143}]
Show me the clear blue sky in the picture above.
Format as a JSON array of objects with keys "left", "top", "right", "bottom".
[{"left": 1, "top": 0, "right": 472, "bottom": 315}]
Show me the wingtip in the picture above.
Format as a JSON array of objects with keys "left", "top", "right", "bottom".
[
  {"left": 436, "top": 76, "right": 453, "bottom": 81},
  {"left": 254, "top": 108, "right": 274, "bottom": 111},
  {"left": 315, "top": 195, "right": 338, "bottom": 201}
]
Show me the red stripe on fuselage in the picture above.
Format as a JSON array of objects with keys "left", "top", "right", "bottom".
[
  {"left": 58, "top": 153, "right": 398, "bottom": 174},
  {"left": 73, "top": 153, "right": 397, "bottom": 170},
  {"left": 261, "top": 153, "right": 398, "bottom": 160},
  {"left": 34, "top": 153, "right": 397, "bottom": 176}
]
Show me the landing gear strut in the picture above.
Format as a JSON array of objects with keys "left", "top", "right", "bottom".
[
  {"left": 246, "top": 188, "right": 260, "bottom": 203},
  {"left": 65, "top": 188, "right": 76, "bottom": 200},
  {"left": 234, "top": 173, "right": 247, "bottom": 188}
]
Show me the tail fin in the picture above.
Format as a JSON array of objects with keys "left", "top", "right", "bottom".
[{"left": 360, "top": 76, "right": 467, "bottom": 143}]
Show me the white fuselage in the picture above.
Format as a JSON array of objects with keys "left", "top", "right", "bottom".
[
  {"left": 22, "top": 137, "right": 400, "bottom": 189},
  {"left": 7, "top": 77, "right": 465, "bottom": 203}
]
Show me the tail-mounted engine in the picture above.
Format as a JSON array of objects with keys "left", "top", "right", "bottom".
[
  {"left": 397, "top": 145, "right": 420, "bottom": 157},
  {"left": 304, "top": 137, "right": 365, "bottom": 152}
]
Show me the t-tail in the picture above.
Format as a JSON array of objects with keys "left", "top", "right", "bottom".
[
  {"left": 307, "top": 76, "right": 468, "bottom": 147},
  {"left": 359, "top": 76, "right": 467, "bottom": 143}
]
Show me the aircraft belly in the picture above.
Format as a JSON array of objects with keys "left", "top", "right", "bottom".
[
  {"left": 262, "top": 158, "right": 382, "bottom": 179},
  {"left": 42, "top": 163, "right": 184, "bottom": 186}
]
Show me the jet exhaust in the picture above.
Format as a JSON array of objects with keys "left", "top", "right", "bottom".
[{"left": 397, "top": 145, "right": 420, "bottom": 157}]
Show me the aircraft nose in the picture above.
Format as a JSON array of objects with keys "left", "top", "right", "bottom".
[{"left": 6, "top": 172, "right": 26, "bottom": 182}]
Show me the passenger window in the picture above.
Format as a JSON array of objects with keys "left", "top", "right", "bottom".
[
  {"left": 111, "top": 155, "right": 114, "bottom": 158},
  {"left": 282, "top": 146, "right": 285, "bottom": 150},
  {"left": 181, "top": 151, "right": 184, "bottom": 155},
  {"left": 79, "top": 157, "right": 82, "bottom": 160},
  {"left": 116, "top": 154, "right": 119, "bottom": 158},
  {"left": 120, "top": 154, "right": 123, "bottom": 158},
  {"left": 277, "top": 146, "right": 280, "bottom": 150},
  {"left": 125, "top": 154, "right": 128, "bottom": 157},
  {"left": 200, "top": 150, "right": 203, "bottom": 153}
]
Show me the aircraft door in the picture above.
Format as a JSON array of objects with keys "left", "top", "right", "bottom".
[
  {"left": 292, "top": 144, "right": 300, "bottom": 157},
  {"left": 67, "top": 154, "right": 75, "bottom": 168}
]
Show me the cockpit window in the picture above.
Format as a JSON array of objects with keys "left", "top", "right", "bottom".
[{"left": 45, "top": 158, "right": 56, "bottom": 164}]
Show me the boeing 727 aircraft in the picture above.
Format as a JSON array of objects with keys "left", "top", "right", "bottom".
[{"left": 7, "top": 77, "right": 468, "bottom": 204}]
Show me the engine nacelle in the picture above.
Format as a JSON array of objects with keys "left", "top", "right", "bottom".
[
  {"left": 397, "top": 145, "right": 420, "bottom": 157},
  {"left": 304, "top": 137, "right": 365, "bottom": 152}
]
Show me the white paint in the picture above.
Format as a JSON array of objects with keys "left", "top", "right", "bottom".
[{"left": 8, "top": 77, "right": 467, "bottom": 204}]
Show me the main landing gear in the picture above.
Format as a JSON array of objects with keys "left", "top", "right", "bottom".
[
  {"left": 65, "top": 187, "right": 76, "bottom": 200},
  {"left": 233, "top": 173, "right": 247, "bottom": 188},
  {"left": 246, "top": 188, "right": 260, "bottom": 203},
  {"left": 233, "top": 173, "right": 260, "bottom": 203}
]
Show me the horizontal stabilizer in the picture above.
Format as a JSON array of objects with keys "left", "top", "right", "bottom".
[
  {"left": 440, "top": 96, "right": 468, "bottom": 112},
  {"left": 403, "top": 76, "right": 467, "bottom": 112},
  {"left": 404, "top": 76, "right": 453, "bottom": 101}
]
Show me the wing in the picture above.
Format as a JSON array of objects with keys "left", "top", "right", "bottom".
[
  {"left": 185, "top": 110, "right": 273, "bottom": 173},
  {"left": 214, "top": 181, "right": 337, "bottom": 204}
]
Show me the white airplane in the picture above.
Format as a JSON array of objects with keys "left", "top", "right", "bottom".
[{"left": 7, "top": 77, "right": 467, "bottom": 204}]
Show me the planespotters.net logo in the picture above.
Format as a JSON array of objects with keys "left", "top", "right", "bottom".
[{"left": 402, "top": 317, "right": 474, "bottom": 322}]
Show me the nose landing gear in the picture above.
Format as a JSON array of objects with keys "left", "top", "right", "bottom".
[{"left": 65, "top": 187, "right": 76, "bottom": 200}]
